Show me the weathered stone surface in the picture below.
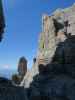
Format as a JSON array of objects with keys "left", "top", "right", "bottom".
[
  {"left": 40, "top": 3, "right": 75, "bottom": 61},
  {"left": 38, "top": 16, "right": 56, "bottom": 65},
  {"left": 20, "top": 58, "right": 39, "bottom": 88},
  {"left": 20, "top": 70, "right": 33, "bottom": 88},
  {"left": 21, "top": 5, "right": 75, "bottom": 100},
  {"left": 30, "top": 4, "right": 75, "bottom": 78},
  {"left": 12, "top": 57, "right": 27, "bottom": 85},
  {"left": 18, "top": 56, "right": 27, "bottom": 77}
]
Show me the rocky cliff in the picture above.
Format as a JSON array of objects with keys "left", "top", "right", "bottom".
[
  {"left": 28, "top": 35, "right": 75, "bottom": 100},
  {"left": 31, "top": 3, "right": 75, "bottom": 78},
  {"left": 1, "top": 4, "right": 75, "bottom": 100},
  {"left": 21, "top": 4, "right": 75, "bottom": 90}
]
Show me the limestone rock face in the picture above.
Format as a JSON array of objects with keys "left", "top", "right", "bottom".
[
  {"left": 38, "top": 16, "right": 56, "bottom": 65},
  {"left": 21, "top": 4, "right": 75, "bottom": 89},
  {"left": 18, "top": 57, "right": 27, "bottom": 77},
  {"left": 20, "top": 58, "right": 39, "bottom": 88},
  {"left": 31, "top": 4, "right": 75, "bottom": 77}
]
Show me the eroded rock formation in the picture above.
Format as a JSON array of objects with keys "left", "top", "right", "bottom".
[
  {"left": 21, "top": 4, "right": 75, "bottom": 94},
  {"left": 31, "top": 3, "right": 75, "bottom": 77},
  {"left": 18, "top": 57, "right": 27, "bottom": 77},
  {"left": 12, "top": 57, "right": 27, "bottom": 85}
]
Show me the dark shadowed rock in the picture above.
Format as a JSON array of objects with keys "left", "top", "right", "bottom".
[
  {"left": 52, "top": 36, "right": 75, "bottom": 64},
  {"left": 29, "top": 35, "right": 75, "bottom": 100},
  {"left": 29, "top": 64, "right": 75, "bottom": 100},
  {"left": 0, "top": 77, "right": 28, "bottom": 100},
  {"left": 0, "top": 0, "right": 5, "bottom": 42}
]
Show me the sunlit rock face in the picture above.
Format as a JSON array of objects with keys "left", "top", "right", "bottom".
[
  {"left": 31, "top": 3, "right": 75, "bottom": 76},
  {"left": 20, "top": 70, "right": 33, "bottom": 88},
  {"left": 38, "top": 4, "right": 75, "bottom": 65},
  {"left": 0, "top": 0, "right": 5, "bottom": 42},
  {"left": 20, "top": 58, "right": 38, "bottom": 88},
  {"left": 18, "top": 57, "right": 27, "bottom": 78},
  {"left": 21, "top": 4, "right": 75, "bottom": 88}
]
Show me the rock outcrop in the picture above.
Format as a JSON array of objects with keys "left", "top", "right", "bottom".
[
  {"left": 52, "top": 36, "right": 75, "bottom": 64},
  {"left": 20, "top": 70, "right": 33, "bottom": 88},
  {"left": 20, "top": 58, "right": 38, "bottom": 88},
  {"left": 21, "top": 5, "right": 75, "bottom": 98},
  {"left": 31, "top": 3, "right": 75, "bottom": 77},
  {"left": 29, "top": 36, "right": 75, "bottom": 100},
  {"left": 18, "top": 56, "right": 27, "bottom": 77},
  {"left": 0, "top": 0, "right": 5, "bottom": 42},
  {"left": 12, "top": 57, "right": 27, "bottom": 85}
]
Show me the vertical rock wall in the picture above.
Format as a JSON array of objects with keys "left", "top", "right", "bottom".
[
  {"left": 38, "top": 15, "right": 56, "bottom": 65},
  {"left": 21, "top": 4, "right": 75, "bottom": 88},
  {"left": 31, "top": 3, "right": 75, "bottom": 84}
]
